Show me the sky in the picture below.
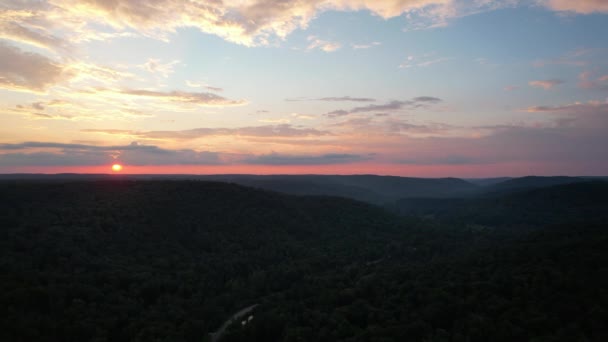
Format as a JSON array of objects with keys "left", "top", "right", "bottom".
[{"left": 1, "top": 0, "right": 608, "bottom": 177}]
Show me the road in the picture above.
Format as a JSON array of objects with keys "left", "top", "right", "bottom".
[{"left": 209, "top": 304, "right": 259, "bottom": 342}]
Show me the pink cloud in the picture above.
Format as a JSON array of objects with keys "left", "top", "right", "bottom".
[
  {"left": 529, "top": 79, "right": 564, "bottom": 90},
  {"left": 579, "top": 71, "right": 608, "bottom": 89},
  {"left": 544, "top": 0, "right": 608, "bottom": 14}
]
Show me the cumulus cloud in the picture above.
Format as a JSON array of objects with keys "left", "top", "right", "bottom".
[
  {"left": 2, "top": 0, "right": 523, "bottom": 49},
  {"left": 2, "top": 0, "right": 605, "bottom": 51},
  {"left": 529, "top": 79, "right": 564, "bottom": 90},
  {"left": 0, "top": 42, "right": 70, "bottom": 92}
]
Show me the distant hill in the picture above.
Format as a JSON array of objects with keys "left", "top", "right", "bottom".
[
  {"left": 0, "top": 174, "right": 482, "bottom": 204},
  {"left": 464, "top": 177, "right": 512, "bottom": 186},
  {"left": 483, "top": 176, "right": 587, "bottom": 194},
  {"left": 172, "top": 174, "right": 480, "bottom": 204},
  {"left": 393, "top": 180, "right": 608, "bottom": 226}
]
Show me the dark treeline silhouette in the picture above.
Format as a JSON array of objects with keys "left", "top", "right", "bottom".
[{"left": 1, "top": 179, "right": 607, "bottom": 341}]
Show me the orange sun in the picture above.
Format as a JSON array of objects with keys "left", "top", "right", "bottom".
[{"left": 111, "top": 164, "right": 123, "bottom": 172}]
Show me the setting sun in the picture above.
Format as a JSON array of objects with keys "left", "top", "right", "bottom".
[{"left": 111, "top": 164, "right": 123, "bottom": 172}]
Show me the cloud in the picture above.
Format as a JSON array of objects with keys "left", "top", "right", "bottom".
[
  {"left": 325, "top": 96, "right": 442, "bottom": 117},
  {"left": 529, "top": 79, "right": 564, "bottom": 90},
  {"left": 43, "top": 0, "right": 462, "bottom": 46},
  {"left": 326, "top": 110, "right": 352, "bottom": 118},
  {"left": 286, "top": 96, "right": 376, "bottom": 102},
  {"left": 82, "top": 124, "right": 330, "bottom": 140},
  {"left": 0, "top": 141, "right": 223, "bottom": 166},
  {"left": 0, "top": 21, "right": 70, "bottom": 51},
  {"left": 525, "top": 101, "right": 608, "bottom": 115},
  {"left": 532, "top": 48, "right": 595, "bottom": 68},
  {"left": 7, "top": 98, "right": 154, "bottom": 122},
  {"left": 317, "top": 96, "right": 376, "bottom": 102},
  {"left": 0, "top": 42, "right": 70, "bottom": 93},
  {"left": 352, "top": 41, "right": 381, "bottom": 49},
  {"left": 542, "top": 0, "right": 608, "bottom": 14},
  {"left": 578, "top": 71, "right": 608, "bottom": 90},
  {"left": 307, "top": 36, "right": 342, "bottom": 52},
  {"left": 504, "top": 85, "right": 519, "bottom": 91},
  {"left": 3, "top": 0, "right": 604, "bottom": 52},
  {"left": 329, "top": 116, "right": 457, "bottom": 137},
  {"left": 258, "top": 118, "right": 291, "bottom": 124},
  {"left": 412, "top": 96, "right": 442, "bottom": 103},
  {"left": 0, "top": 141, "right": 366, "bottom": 166},
  {"left": 291, "top": 113, "right": 316, "bottom": 120},
  {"left": 92, "top": 88, "right": 246, "bottom": 107},
  {"left": 186, "top": 80, "right": 224, "bottom": 92},
  {"left": 140, "top": 59, "right": 180, "bottom": 78},
  {"left": 399, "top": 54, "right": 450, "bottom": 69},
  {"left": 244, "top": 152, "right": 369, "bottom": 165}
]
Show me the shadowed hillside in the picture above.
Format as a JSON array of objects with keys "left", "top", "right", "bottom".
[
  {"left": 1, "top": 180, "right": 607, "bottom": 341},
  {"left": 392, "top": 181, "right": 608, "bottom": 226},
  {"left": 482, "top": 176, "right": 588, "bottom": 195},
  {"left": 199, "top": 175, "right": 479, "bottom": 203}
]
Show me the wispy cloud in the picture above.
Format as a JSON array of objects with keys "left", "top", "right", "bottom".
[
  {"left": 0, "top": 141, "right": 366, "bottom": 166},
  {"left": 0, "top": 0, "right": 486, "bottom": 48},
  {"left": 0, "top": 141, "right": 223, "bottom": 166},
  {"left": 529, "top": 79, "right": 564, "bottom": 90},
  {"left": 82, "top": 124, "right": 330, "bottom": 140},
  {"left": 326, "top": 96, "right": 442, "bottom": 118},
  {"left": 0, "top": 42, "right": 70, "bottom": 93},
  {"left": 542, "top": 0, "right": 608, "bottom": 14},
  {"left": 245, "top": 153, "right": 369, "bottom": 165},
  {"left": 307, "top": 36, "right": 341, "bottom": 52},
  {"left": 578, "top": 71, "right": 608, "bottom": 90},
  {"left": 85, "top": 88, "right": 246, "bottom": 107},
  {"left": 286, "top": 96, "right": 376, "bottom": 102},
  {"left": 0, "top": 21, "right": 70, "bottom": 52},
  {"left": 532, "top": 48, "right": 594, "bottom": 68},
  {"left": 2, "top": 0, "right": 606, "bottom": 52},
  {"left": 352, "top": 41, "right": 381, "bottom": 49},
  {"left": 399, "top": 54, "right": 450, "bottom": 69},
  {"left": 525, "top": 100, "right": 608, "bottom": 114},
  {"left": 186, "top": 80, "right": 223, "bottom": 92},
  {"left": 139, "top": 59, "right": 180, "bottom": 78}
]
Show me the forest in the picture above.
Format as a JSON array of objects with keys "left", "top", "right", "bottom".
[{"left": 1, "top": 178, "right": 607, "bottom": 341}]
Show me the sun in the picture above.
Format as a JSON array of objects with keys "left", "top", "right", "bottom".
[{"left": 111, "top": 164, "right": 123, "bottom": 172}]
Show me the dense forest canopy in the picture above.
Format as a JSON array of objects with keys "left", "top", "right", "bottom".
[{"left": 1, "top": 178, "right": 607, "bottom": 341}]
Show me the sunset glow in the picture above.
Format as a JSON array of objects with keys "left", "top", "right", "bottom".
[
  {"left": 112, "top": 164, "right": 123, "bottom": 172},
  {"left": 1, "top": 1, "right": 608, "bottom": 176}
]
